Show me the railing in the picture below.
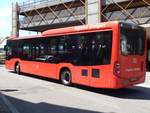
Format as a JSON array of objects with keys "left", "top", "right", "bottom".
[
  {"left": 101, "top": 0, "right": 150, "bottom": 24},
  {"left": 102, "top": 0, "right": 130, "bottom": 5},
  {"left": 18, "top": 0, "right": 85, "bottom": 30},
  {"left": 19, "top": 0, "right": 78, "bottom": 12}
]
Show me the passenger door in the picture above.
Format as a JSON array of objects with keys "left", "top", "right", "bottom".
[
  {"left": 89, "top": 31, "right": 113, "bottom": 87},
  {"left": 35, "top": 38, "right": 58, "bottom": 79},
  {"left": 69, "top": 34, "right": 91, "bottom": 86}
]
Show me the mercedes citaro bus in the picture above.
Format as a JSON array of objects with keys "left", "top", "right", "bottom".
[{"left": 5, "top": 21, "right": 146, "bottom": 89}]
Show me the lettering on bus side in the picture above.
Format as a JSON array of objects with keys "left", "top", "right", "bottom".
[{"left": 126, "top": 68, "right": 140, "bottom": 72}]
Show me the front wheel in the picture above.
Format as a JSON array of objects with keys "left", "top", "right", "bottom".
[
  {"left": 60, "top": 70, "right": 72, "bottom": 86},
  {"left": 15, "top": 63, "right": 20, "bottom": 75}
]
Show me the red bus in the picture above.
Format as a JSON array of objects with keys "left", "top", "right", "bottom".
[{"left": 5, "top": 21, "right": 146, "bottom": 89}]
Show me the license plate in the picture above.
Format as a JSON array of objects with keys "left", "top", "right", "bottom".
[{"left": 130, "top": 77, "right": 138, "bottom": 82}]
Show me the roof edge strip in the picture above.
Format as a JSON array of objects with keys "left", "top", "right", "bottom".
[{"left": 42, "top": 21, "right": 119, "bottom": 36}]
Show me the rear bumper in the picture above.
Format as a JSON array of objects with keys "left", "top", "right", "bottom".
[{"left": 116, "top": 75, "right": 145, "bottom": 89}]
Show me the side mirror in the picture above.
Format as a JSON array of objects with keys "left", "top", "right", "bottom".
[{"left": 4, "top": 45, "right": 7, "bottom": 51}]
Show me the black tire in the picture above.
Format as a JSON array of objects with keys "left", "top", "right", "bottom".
[
  {"left": 15, "top": 63, "right": 20, "bottom": 75},
  {"left": 60, "top": 70, "right": 72, "bottom": 86}
]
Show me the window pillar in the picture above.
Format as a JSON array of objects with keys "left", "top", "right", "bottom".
[{"left": 86, "top": 0, "right": 101, "bottom": 24}]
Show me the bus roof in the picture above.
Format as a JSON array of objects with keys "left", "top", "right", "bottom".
[
  {"left": 9, "top": 21, "right": 119, "bottom": 40},
  {"left": 42, "top": 21, "right": 119, "bottom": 36}
]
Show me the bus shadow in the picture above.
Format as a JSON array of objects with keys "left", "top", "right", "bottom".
[
  {"left": 9, "top": 71, "right": 150, "bottom": 100},
  {"left": 9, "top": 71, "right": 61, "bottom": 84},
  {"left": 74, "top": 85, "right": 150, "bottom": 100},
  {"left": 4, "top": 94, "right": 111, "bottom": 113}
]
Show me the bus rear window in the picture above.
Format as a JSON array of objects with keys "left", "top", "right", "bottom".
[{"left": 120, "top": 24, "right": 145, "bottom": 55}]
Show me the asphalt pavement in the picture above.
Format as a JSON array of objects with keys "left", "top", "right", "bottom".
[
  {"left": 0, "top": 64, "right": 150, "bottom": 113},
  {"left": 0, "top": 93, "right": 11, "bottom": 113}
]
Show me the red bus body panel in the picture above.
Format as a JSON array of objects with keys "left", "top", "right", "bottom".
[{"left": 5, "top": 21, "right": 146, "bottom": 89}]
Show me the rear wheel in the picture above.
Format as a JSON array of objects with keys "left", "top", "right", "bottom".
[
  {"left": 60, "top": 70, "right": 72, "bottom": 86},
  {"left": 15, "top": 63, "right": 20, "bottom": 75}
]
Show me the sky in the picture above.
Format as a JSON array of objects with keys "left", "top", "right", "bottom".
[{"left": 0, "top": 0, "right": 37, "bottom": 37}]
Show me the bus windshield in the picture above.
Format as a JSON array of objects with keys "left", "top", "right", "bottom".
[{"left": 120, "top": 23, "right": 145, "bottom": 55}]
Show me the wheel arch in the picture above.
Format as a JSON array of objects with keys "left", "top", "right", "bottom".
[
  {"left": 14, "top": 61, "right": 20, "bottom": 70},
  {"left": 59, "top": 67, "right": 71, "bottom": 80}
]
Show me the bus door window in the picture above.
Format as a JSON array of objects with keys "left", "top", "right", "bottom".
[
  {"left": 77, "top": 35, "right": 90, "bottom": 65},
  {"left": 101, "top": 31, "right": 112, "bottom": 64},
  {"left": 89, "top": 31, "right": 112, "bottom": 65},
  {"left": 90, "top": 33, "right": 103, "bottom": 65},
  {"left": 65, "top": 35, "right": 81, "bottom": 63}
]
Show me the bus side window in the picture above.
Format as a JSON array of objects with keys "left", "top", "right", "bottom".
[
  {"left": 5, "top": 45, "right": 12, "bottom": 60},
  {"left": 148, "top": 49, "right": 150, "bottom": 62},
  {"left": 5, "top": 41, "right": 18, "bottom": 60},
  {"left": 50, "top": 38, "right": 57, "bottom": 55},
  {"left": 121, "top": 34, "right": 128, "bottom": 55},
  {"left": 22, "top": 45, "right": 30, "bottom": 60}
]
